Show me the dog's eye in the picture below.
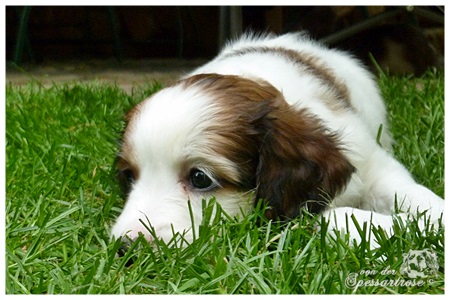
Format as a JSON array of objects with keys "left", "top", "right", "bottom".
[
  {"left": 122, "top": 169, "right": 135, "bottom": 183},
  {"left": 118, "top": 168, "right": 135, "bottom": 195},
  {"left": 190, "top": 169, "right": 214, "bottom": 190}
]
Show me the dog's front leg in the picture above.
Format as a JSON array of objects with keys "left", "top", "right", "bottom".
[
  {"left": 359, "top": 147, "right": 444, "bottom": 224},
  {"left": 320, "top": 207, "right": 408, "bottom": 249}
]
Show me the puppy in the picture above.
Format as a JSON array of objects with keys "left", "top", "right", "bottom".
[{"left": 112, "top": 32, "right": 444, "bottom": 247}]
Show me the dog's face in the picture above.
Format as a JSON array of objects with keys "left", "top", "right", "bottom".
[{"left": 111, "top": 74, "right": 354, "bottom": 243}]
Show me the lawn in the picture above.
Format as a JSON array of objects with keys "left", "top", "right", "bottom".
[{"left": 5, "top": 71, "right": 444, "bottom": 294}]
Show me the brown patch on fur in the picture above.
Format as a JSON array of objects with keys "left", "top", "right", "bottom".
[
  {"left": 117, "top": 96, "right": 156, "bottom": 196},
  {"left": 223, "top": 46, "right": 353, "bottom": 112},
  {"left": 180, "top": 74, "right": 281, "bottom": 190},
  {"left": 179, "top": 73, "right": 355, "bottom": 219},
  {"left": 116, "top": 100, "right": 147, "bottom": 196}
]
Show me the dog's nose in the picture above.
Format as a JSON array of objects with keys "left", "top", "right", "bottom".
[
  {"left": 117, "top": 237, "right": 135, "bottom": 267},
  {"left": 117, "top": 239, "right": 131, "bottom": 257}
]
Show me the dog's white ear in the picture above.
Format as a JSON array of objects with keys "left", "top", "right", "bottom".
[{"left": 255, "top": 103, "right": 355, "bottom": 219}]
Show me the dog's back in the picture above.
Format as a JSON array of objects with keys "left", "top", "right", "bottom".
[{"left": 190, "top": 32, "right": 391, "bottom": 149}]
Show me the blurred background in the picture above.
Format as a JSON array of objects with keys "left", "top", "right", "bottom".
[{"left": 5, "top": 6, "right": 444, "bottom": 85}]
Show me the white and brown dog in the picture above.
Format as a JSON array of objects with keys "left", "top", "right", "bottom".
[{"left": 112, "top": 33, "right": 444, "bottom": 247}]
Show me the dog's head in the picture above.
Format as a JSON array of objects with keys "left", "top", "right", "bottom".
[{"left": 111, "top": 73, "right": 354, "bottom": 243}]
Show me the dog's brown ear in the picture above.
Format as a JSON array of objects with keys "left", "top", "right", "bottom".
[{"left": 255, "top": 102, "right": 355, "bottom": 219}]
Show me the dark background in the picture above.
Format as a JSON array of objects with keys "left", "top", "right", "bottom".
[{"left": 6, "top": 6, "right": 444, "bottom": 75}]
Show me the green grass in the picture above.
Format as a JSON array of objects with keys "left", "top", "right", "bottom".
[{"left": 5, "top": 72, "right": 444, "bottom": 294}]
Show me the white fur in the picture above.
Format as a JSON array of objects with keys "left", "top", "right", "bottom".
[{"left": 111, "top": 33, "right": 444, "bottom": 247}]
